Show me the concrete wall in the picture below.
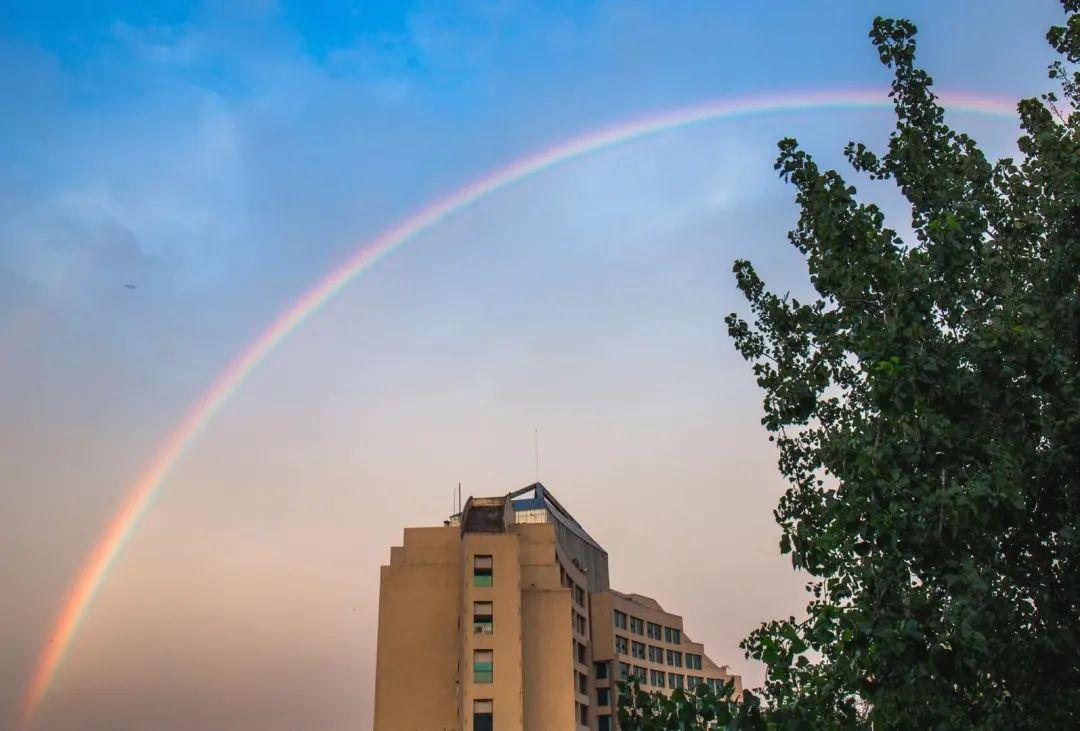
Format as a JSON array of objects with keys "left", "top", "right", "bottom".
[
  {"left": 374, "top": 527, "right": 460, "bottom": 731},
  {"left": 519, "top": 522, "right": 577, "bottom": 730},
  {"left": 522, "top": 588, "right": 575, "bottom": 729}
]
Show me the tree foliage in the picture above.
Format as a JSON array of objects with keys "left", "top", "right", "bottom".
[
  {"left": 718, "top": 3, "right": 1080, "bottom": 729},
  {"left": 617, "top": 677, "right": 767, "bottom": 731}
]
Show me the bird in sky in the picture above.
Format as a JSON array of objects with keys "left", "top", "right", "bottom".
[{"left": 123, "top": 284, "right": 137, "bottom": 289}]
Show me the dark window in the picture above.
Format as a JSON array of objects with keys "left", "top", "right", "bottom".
[
  {"left": 473, "top": 601, "right": 493, "bottom": 634},
  {"left": 473, "top": 700, "right": 493, "bottom": 731},
  {"left": 579, "top": 671, "right": 588, "bottom": 694},
  {"left": 615, "top": 635, "right": 629, "bottom": 654},
  {"left": 594, "top": 661, "right": 609, "bottom": 680},
  {"left": 473, "top": 650, "right": 493, "bottom": 684},
  {"left": 667, "top": 649, "right": 683, "bottom": 667},
  {"left": 598, "top": 715, "right": 612, "bottom": 731},
  {"left": 577, "top": 641, "right": 587, "bottom": 665},
  {"left": 669, "top": 672, "right": 684, "bottom": 689},
  {"left": 647, "top": 622, "right": 662, "bottom": 640},
  {"left": 651, "top": 669, "right": 666, "bottom": 687},
  {"left": 597, "top": 687, "right": 611, "bottom": 706},
  {"left": 473, "top": 555, "right": 493, "bottom": 587},
  {"left": 629, "top": 616, "right": 645, "bottom": 635},
  {"left": 619, "top": 662, "right": 630, "bottom": 680},
  {"left": 580, "top": 703, "right": 589, "bottom": 725},
  {"left": 634, "top": 665, "right": 647, "bottom": 683},
  {"left": 575, "top": 585, "right": 586, "bottom": 607},
  {"left": 575, "top": 612, "right": 588, "bottom": 635},
  {"left": 631, "top": 641, "right": 646, "bottom": 660},
  {"left": 613, "top": 610, "right": 628, "bottom": 629}
]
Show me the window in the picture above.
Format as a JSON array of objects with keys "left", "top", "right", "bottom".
[
  {"left": 669, "top": 672, "right": 684, "bottom": 689},
  {"left": 650, "top": 669, "right": 666, "bottom": 687},
  {"left": 597, "top": 687, "right": 611, "bottom": 706},
  {"left": 580, "top": 703, "right": 589, "bottom": 726},
  {"left": 613, "top": 610, "right": 628, "bottom": 629},
  {"left": 577, "top": 641, "right": 587, "bottom": 665},
  {"left": 648, "top": 645, "right": 664, "bottom": 663},
  {"left": 664, "top": 627, "right": 681, "bottom": 645},
  {"left": 615, "top": 635, "right": 629, "bottom": 654},
  {"left": 667, "top": 650, "right": 683, "bottom": 667},
  {"left": 473, "top": 700, "right": 493, "bottom": 731},
  {"left": 595, "top": 661, "right": 608, "bottom": 680},
  {"left": 629, "top": 616, "right": 644, "bottom": 635},
  {"left": 634, "top": 665, "right": 647, "bottom": 683},
  {"left": 647, "top": 621, "right": 662, "bottom": 640},
  {"left": 473, "top": 602, "right": 493, "bottom": 634},
  {"left": 631, "top": 641, "right": 646, "bottom": 660},
  {"left": 686, "top": 653, "right": 702, "bottom": 670},
  {"left": 619, "top": 662, "right": 630, "bottom": 680},
  {"left": 574, "top": 611, "right": 587, "bottom": 635},
  {"left": 473, "top": 555, "right": 493, "bottom": 587},
  {"left": 575, "top": 585, "right": 586, "bottom": 607},
  {"left": 579, "top": 671, "right": 588, "bottom": 694},
  {"left": 473, "top": 650, "right": 493, "bottom": 684},
  {"left": 598, "top": 715, "right": 612, "bottom": 731},
  {"left": 686, "top": 675, "right": 699, "bottom": 688}
]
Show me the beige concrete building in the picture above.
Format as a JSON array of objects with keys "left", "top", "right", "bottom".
[{"left": 374, "top": 483, "right": 741, "bottom": 731}]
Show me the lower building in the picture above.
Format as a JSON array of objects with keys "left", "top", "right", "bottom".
[{"left": 373, "top": 483, "right": 741, "bottom": 730}]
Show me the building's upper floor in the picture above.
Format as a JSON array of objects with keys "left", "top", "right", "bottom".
[{"left": 447, "top": 482, "right": 610, "bottom": 592}]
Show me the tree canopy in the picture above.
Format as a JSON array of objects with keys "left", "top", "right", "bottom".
[
  {"left": 622, "top": 2, "right": 1080, "bottom": 728},
  {"left": 725, "top": 4, "right": 1080, "bottom": 728}
]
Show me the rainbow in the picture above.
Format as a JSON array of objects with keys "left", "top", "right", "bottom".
[{"left": 19, "top": 87, "right": 1018, "bottom": 729}]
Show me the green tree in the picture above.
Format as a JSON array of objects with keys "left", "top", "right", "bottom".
[
  {"left": 617, "top": 677, "right": 767, "bottom": 731},
  {"left": 722, "top": 4, "right": 1080, "bottom": 729}
]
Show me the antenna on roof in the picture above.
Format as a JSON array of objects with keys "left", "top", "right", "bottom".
[
  {"left": 458, "top": 482, "right": 462, "bottom": 514},
  {"left": 535, "top": 428, "right": 540, "bottom": 484}
]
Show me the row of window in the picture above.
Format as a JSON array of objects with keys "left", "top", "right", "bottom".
[
  {"left": 613, "top": 610, "right": 681, "bottom": 644},
  {"left": 617, "top": 662, "right": 721, "bottom": 690},
  {"left": 559, "top": 565, "right": 588, "bottom": 610},
  {"left": 615, "top": 635, "right": 702, "bottom": 669}
]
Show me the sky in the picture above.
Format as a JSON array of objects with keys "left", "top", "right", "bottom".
[{"left": 0, "top": 0, "right": 1066, "bottom": 729}]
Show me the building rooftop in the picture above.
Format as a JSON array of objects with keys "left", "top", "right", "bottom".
[{"left": 509, "top": 482, "right": 607, "bottom": 555}]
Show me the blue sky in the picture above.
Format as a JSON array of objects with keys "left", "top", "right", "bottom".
[{"left": 0, "top": 1, "right": 1066, "bottom": 729}]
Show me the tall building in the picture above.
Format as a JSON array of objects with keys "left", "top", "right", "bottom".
[{"left": 373, "top": 483, "right": 741, "bottom": 731}]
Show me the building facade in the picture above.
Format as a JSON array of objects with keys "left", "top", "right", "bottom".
[{"left": 373, "top": 483, "right": 741, "bottom": 731}]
